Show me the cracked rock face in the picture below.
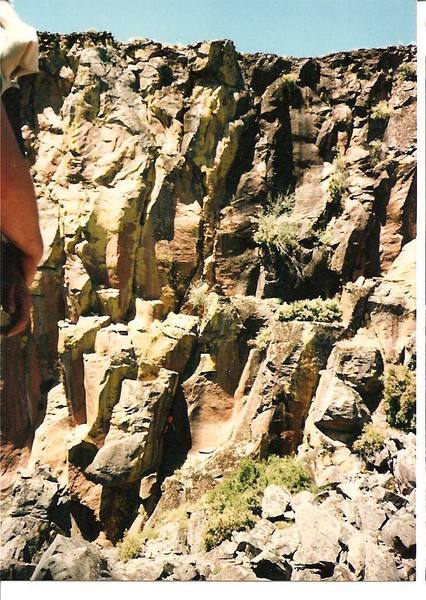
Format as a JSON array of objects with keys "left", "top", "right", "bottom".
[{"left": 0, "top": 31, "right": 416, "bottom": 581}]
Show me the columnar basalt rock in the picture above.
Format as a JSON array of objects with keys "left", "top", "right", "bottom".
[{"left": 0, "top": 33, "right": 416, "bottom": 581}]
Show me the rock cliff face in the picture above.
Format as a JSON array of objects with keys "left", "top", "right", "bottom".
[{"left": 0, "top": 33, "right": 416, "bottom": 581}]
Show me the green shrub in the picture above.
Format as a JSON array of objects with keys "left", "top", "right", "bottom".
[
  {"left": 253, "top": 192, "right": 300, "bottom": 272},
  {"left": 277, "top": 297, "right": 342, "bottom": 323},
  {"left": 397, "top": 62, "right": 416, "bottom": 82},
  {"left": 383, "top": 365, "right": 416, "bottom": 433},
  {"left": 203, "top": 506, "right": 256, "bottom": 552},
  {"left": 371, "top": 100, "right": 392, "bottom": 121},
  {"left": 117, "top": 527, "right": 159, "bottom": 562},
  {"left": 257, "top": 191, "right": 295, "bottom": 221},
  {"left": 369, "top": 139, "right": 383, "bottom": 165},
  {"left": 201, "top": 455, "right": 314, "bottom": 550},
  {"left": 353, "top": 424, "right": 385, "bottom": 461},
  {"left": 313, "top": 227, "right": 334, "bottom": 249},
  {"left": 267, "top": 191, "right": 295, "bottom": 216},
  {"left": 261, "top": 454, "right": 313, "bottom": 493},
  {"left": 204, "top": 459, "right": 264, "bottom": 515},
  {"left": 328, "top": 156, "right": 348, "bottom": 207},
  {"left": 254, "top": 326, "right": 272, "bottom": 352},
  {"left": 281, "top": 74, "right": 298, "bottom": 93},
  {"left": 254, "top": 213, "right": 298, "bottom": 254},
  {"left": 117, "top": 533, "right": 143, "bottom": 562}
]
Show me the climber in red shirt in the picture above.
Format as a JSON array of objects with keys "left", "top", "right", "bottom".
[{"left": 162, "top": 415, "right": 176, "bottom": 436}]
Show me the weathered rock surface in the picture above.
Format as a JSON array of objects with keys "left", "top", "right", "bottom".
[
  {"left": 0, "top": 466, "right": 72, "bottom": 579},
  {"left": 31, "top": 534, "right": 109, "bottom": 581},
  {"left": 0, "top": 32, "right": 416, "bottom": 581}
]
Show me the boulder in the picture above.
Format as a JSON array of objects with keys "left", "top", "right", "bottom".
[
  {"left": 268, "top": 524, "right": 300, "bottom": 557},
  {"left": 298, "top": 58, "right": 321, "bottom": 88},
  {"left": 331, "top": 341, "right": 384, "bottom": 400},
  {"left": 31, "top": 535, "right": 109, "bottom": 581},
  {"left": 380, "top": 510, "right": 416, "bottom": 555},
  {"left": 347, "top": 531, "right": 367, "bottom": 577},
  {"left": 250, "top": 550, "right": 292, "bottom": 580},
  {"left": 310, "top": 371, "right": 370, "bottom": 441},
  {"left": 121, "top": 557, "right": 166, "bottom": 581},
  {"left": 393, "top": 446, "right": 416, "bottom": 495},
  {"left": 0, "top": 517, "right": 53, "bottom": 580},
  {"left": 261, "top": 484, "right": 292, "bottom": 520},
  {"left": 292, "top": 503, "right": 342, "bottom": 567},
  {"left": 233, "top": 519, "right": 276, "bottom": 555},
  {"left": 353, "top": 497, "right": 387, "bottom": 532},
  {"left": 364, "top": 540, "right": 400, "bottom": 582},
  {"left": 8, "top": 466, "right": 70, "bottom": 532}
]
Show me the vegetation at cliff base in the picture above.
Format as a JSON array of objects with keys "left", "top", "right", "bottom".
[
  {"left": 117, "top": 527, "right": 159, "bottom": 562},
  {"left": 383, "top": 365, "right": 416, "bottom": 433},
  {"left": 277, "top": 297, "right": 342, "bottom": 323},
  {"left": 353, "top": 423, "right": 385, "bottom": 461},
  {"left": 358, "top": 64, "right": 372, "bottom": 79},
  {"left": 201, "top": 455, "right": 314, "bottom": 551},
  {"left": 116, "top": 503, "right": 193, "bottom": 563}
]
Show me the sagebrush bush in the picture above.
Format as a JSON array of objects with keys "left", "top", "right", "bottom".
[
  {"left": 267, "top": 192, "right": 295, "bottom": 216},
  {"left": 117, "top": 528, "right": 159, "bottom": 562},
  {"left": 117, "top": 533, "right": 143, "bottom": 562},
  {"left": 254, "top": 213, "right": 298, "bottom": 253},
  {"left": 312, "top": 227, "right": 334, "bottom": 249},
  {"left": 328, "top": 156, "right": 348, "bottom": 207},
  {"left": 353, "top": 424, "right": 385, "bottom": 461},
  {"left": 253, "top": 192, "right": 301, "bottom": 272},
  {"left": 277, "top": 297, "right": 342, "bottom": 323},
  {"left": 162, "top": 504, "right": 193, "bottom": 527},
  {"left": 261, "top": 454, "right": 313, "bottom": 492},
  {"left": 281, "top": 73, "right": 298, "bottom": 93},
  {"left": 203, "top": 502, "right": 257, "bottom": 552},
  {"left": 371, "top": 100, "right": 392, "bottom": 121},
  {"left": 254, "top": 326, "right": 272, "bottom": 352},
  {"left": 397, "top": 62, "right": 416, "bottom": 82},
  {"left": 383, "top": 365, "right": 416, "bottom": 433},
  {"left": 201, "top": 455, "right": 314, "bottom": 550}
]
